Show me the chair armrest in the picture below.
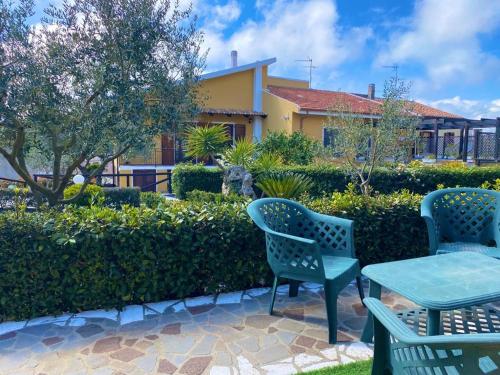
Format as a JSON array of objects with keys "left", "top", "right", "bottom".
[
  {"left": 265, "top": 227, "right": 317, "bottom": 246},
  {"left": 421, "top": 204, "right": 439, "bottom": 255},
  {"left": 364, "top": 298, "right": 419, "bottom": 342}
]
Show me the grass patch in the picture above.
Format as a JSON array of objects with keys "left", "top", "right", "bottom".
[{"left": 302, "top": 360, "right": 372, "bottom": 374}]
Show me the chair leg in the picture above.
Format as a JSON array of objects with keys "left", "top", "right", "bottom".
[
  {"left": 356, "top": 276, "right": 365, "bottom": 305},
  {"left": 269, "top": 276, "right": 279, "bottom": 315},
  {"left": 289, "top": 280, "right": 300, "bottom": 297},
  {"left": 324, "top": 281, "right": 339, "bottom": 344},
  {"left": 371, "top": 318, "right": 390, "bottom": 375}
]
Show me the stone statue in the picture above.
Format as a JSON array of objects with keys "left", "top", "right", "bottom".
[{"left": 222, "top": 166, "right": 256, "bottom": 199}]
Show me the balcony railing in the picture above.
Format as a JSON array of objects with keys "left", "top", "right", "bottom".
[{"left": 121, "top": 148, "right": 214, "bottom": 166}]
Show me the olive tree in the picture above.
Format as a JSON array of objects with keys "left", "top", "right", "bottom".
[
  {"left": 325, "top": 77, "right": 419, "bottom": 195},
  {"left": 0, "top": 0, "right": 204, "bottom": 205}
]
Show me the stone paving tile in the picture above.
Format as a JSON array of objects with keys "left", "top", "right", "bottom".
[{"left": 0, "top": 281, "right": 454, "bottom": 374}]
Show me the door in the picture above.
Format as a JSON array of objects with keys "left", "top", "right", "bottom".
[
  {"left": 133, "top": 169, "right": 156, "bottom": 192},
  {"left": 161, "top": 134, "right": 175, "bottom": 165}
]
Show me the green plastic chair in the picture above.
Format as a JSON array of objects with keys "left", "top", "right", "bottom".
[
  {"left": 421, "top": 188, "right": 500, "bottom": 259},
  {"left": 247, "top": 198, "right": 364, "bottom": 344},
  {"left": 365, "top": 297, "right": 500, "bottom": 375}
]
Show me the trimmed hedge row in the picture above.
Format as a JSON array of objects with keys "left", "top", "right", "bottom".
[
  {"left": 0, "top": 190, "right": 428, "bottom": 321},
  {"left": 172, "top": 164, "right": 500, "bottom": 197},
  {"left": 171, "top": 164, "right": 223, "bottom": 199}
]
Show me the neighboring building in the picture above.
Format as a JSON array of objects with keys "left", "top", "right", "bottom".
[{"left": 117, "top": 52, "right": 464, "bottom": 192}]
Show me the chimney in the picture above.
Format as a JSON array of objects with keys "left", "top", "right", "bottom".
[
  {"left": 367, "top": 83, "right": 375, "bottom": 100},
  {"left": 231, "top": 50, "right": 238, "bottom": 67}
]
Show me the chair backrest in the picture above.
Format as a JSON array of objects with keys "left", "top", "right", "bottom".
[
  {"left": 422, "top": 188, "right": 500, "bottom": 244},
  {"left": 247, "top": 198, "right": 326, "bottom": 282}
]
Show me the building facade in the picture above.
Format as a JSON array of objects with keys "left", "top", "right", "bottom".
[{"left": 117, "top": 52, "right": 463, "bottom": 192}]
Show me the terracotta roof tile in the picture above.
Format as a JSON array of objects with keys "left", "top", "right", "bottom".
[
  {"left": 268, "top": 85, "right": 463, "bottom": 119},
  {"left": 267, "top": 86, "right": 382, "bottom": 115}
]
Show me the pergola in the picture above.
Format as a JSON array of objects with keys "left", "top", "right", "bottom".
[{"left": 417, "top": 117, "right": 500, "bottom": 163}]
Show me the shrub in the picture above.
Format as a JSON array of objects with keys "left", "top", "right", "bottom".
[
  {"left": 0, "top": 202, "right": 269, "bottom": 320},
  {"left": 256, "top": 172, "right": 314, "bottom": 199},
  {"left": 304, "top": 187, "right": 428, "bottom": 266},
  {"left": 172, "top": 164, "right": 223, "bottom": 199},
  {"left": 140, "top": 192, "right": 167, "bottom": 209},
  {"left": 63, "top": 184, "right": 104, "bottom": 206},
  {"left": 103, "top": 187, "right": 140, "bottom": 208},
  {"left": 186, "top": 190, "right": 249, "bottom": 203},
  {"left": 0, "top": 187, "right": 36, "bottom": 210},
  {"left": 172, "top": 163, "right": 500, "bottom": 199},
  {"left": 256, "top": 131, "right": 320, "bottom": 165}
]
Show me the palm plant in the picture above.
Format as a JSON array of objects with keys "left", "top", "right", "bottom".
[
  {"left": 256, "top": 172, "right": 314, "bottom": 199},
  {"left": 184, "top": 125, "right": 230, "bottom": 168},
  {"left": 253, "top": 152, "right": 283, "bottom": 170},
  {"left": 223, "top": 139, "right": 255, "bottom": 168}
]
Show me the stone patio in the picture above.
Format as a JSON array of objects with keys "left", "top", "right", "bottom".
[{"left": 0, "top": 281, "right": 414, "bottom": 375}]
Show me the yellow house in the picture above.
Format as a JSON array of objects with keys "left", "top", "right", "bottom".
[{"left": 117, "top": 52, "right": 463, "bottom": 192}]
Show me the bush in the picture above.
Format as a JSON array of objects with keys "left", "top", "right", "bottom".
[
  {"left": 186, "top": 190, "right": 249, "bottom": 203},
  {"left": 0, "top": 202, "right": 268, "bottom": 320},
  {"left": 0, "top": 187, "right": 36, "bottom": 210},
  {"left": 140, "top": 192, "right": 167, "bottom": 208},
  {"left": 0, "top": 188, "right": 431, "bottom": 321},
  {"left": 63, "top": 184, "right": 104, "bottom": 206},
  {"left": 256, "top": 131, "right": 320, "bottom": 165},
  {"left": 304, "top": 187, "right": 428, "bottom": 266},
  {"left": 103, "top": 187, "right": 140, "bottom": 208},
  {"left": 173, "top": 162, "right": 500, "bottom": 199},
  {"left": 172, "top": 163, "right": 223, "bottom": 199}
]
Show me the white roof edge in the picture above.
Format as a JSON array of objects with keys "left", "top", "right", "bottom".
[
  {"left": 201, "top": 58, "right": 277, "bottom": 80},
  {"left": 268, "top": 75, "right": 309, "bottom": 83}
]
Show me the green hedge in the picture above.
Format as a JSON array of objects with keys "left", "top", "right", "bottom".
[
  {"left": 171, "top": 164, "right": 223, "bottom": 199},
  {"left": 0, "top": 190, "right": 430, "bottom": 321},
  {"left": 103, "top": 187, "right": 140, "bottom": 207},
  {"left": 304, "top": 189, "right": 427, "bottom": 266},
  {"left": 0, "top": 202, "right": 268, "bottom": 320},
  {"left": 172, "top": 164, "right": 500, "bottom": 198}
]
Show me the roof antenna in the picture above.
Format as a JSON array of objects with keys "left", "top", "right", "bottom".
[{"left": 296, "top": 57, "right": 317, "bottom": 87}]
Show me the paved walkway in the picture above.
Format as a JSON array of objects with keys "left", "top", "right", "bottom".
[{"left": 0, "top": 281, "right": 412, "bottom": 375}]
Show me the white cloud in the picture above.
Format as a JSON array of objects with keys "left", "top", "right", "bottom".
[
  {"left": 377, "top": 0, "right": 500, "bottom": 89},
  {"left": 200, "top": 0, "right": 372, "bottom": 79},
  {"left": 420, "top": 96, "right": 500, "bottom": 119}
]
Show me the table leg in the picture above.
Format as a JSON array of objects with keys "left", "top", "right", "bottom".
[
  {"left": 427, "top": 309, "right": 441, "bottom": 336},
  {"left": 361, "top": 281, "right": 381, "bottom": 343}
]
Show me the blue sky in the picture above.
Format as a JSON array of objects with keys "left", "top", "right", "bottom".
[{"left": 32, "top": 0, "right": 500, "bottom": 119}]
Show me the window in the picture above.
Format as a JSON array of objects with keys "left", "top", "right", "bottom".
[{"left": 323, "top": 128, "right": 338, "bottom": 148}]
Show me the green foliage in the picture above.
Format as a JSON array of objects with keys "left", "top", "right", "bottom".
[
  {"left": 172, "top": 164, "right": 500, "bottom": 199},
  {"left": 172, "top": 164, "right": 223, "bottom": 199},
  {"left": 140, "top": 192, "right": 167, "bottom": 209},
  {"left": 327, "top": 77, "right": 419, "bottom": 194},
  {"left": 304, "top": 186, "right": 427, "bottom": 266},
  {"left": 252, "top": 152, "right": 283, "bottom": 170},
  {"left": 0, "top": 187, "right": 35, "bottom": 211},
  {"left": 256, "top": 172, "right": 314, "bottom": 199},
  {"left": 0, "top": 0, "right": 203, "bottom": 205},
  {"left": 103, "top": 188, "right": 140, "bottom": 208},
  {"left": 303, "top": 360, "right": 372, "bottom": 375},
  {"left": 223, "top": 139, "right": 256, "bottom": 168},
  {"left": 257, "top": 131, "right": 320, "bottom": 165},
  {"left": 0, "top": 187, "right": 431, "bottom": 320},
  {"left": 0, "top": 202, "right": 269, "bottom": 320},
  {"left": 63, "top": 184, "right": 104, "bottom": 206},
  {"left": 186, "top": 190, "right": 250, "bottom": 204},
  {"left": 184, "top": 125, "right": 230, "bottom": 167}
]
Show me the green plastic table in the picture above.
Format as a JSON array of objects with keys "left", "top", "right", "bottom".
[{"left": 361, "top": 251, "right": 500, "bottom": 343}]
